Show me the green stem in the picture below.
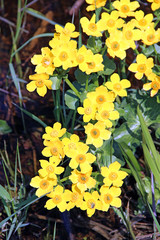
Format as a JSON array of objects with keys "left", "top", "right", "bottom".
[
  {"left": 120, "top": 207, "right": 136, "bottom": 240},
  {"left": 60, "top": 176, "right": 69, "bottom": 183},
  {"left": 64, "top": 78, "right": 80, "bottom": 99},
  {"left": 85, "top": 76, "right": 89, "bottom": 91}
]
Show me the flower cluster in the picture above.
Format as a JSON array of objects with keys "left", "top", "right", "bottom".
[{"left": 30, "top": 120, "right": 128, "bottom": 216}]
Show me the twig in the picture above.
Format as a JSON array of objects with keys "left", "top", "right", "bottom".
[
  {"left": 69, "top": 0, "right": 85, "bottom": 15},
  {"left": 0, "top": 16, "right": 28, "bottom": 33}
]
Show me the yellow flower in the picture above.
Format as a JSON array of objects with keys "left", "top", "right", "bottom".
[
  {"left": 45, "top": 185, "right": 69, "bottom": 212},
  {"left": 128, "top": 54, "right": 154, "bottom": 80},
  {"left": 141, "top": 25, "right": 159, "bottom": 45},
  {"left": 75, "top": 45, "right": 93, "bottom": 72},
  {"left": 112, "top": 0, "right": 140, "bottom": 18},
  {"left": 80, "top": 191, "right": 102, "bottom": 217},
  {"left": 105, "top": 30, "right": 129, "bottom": 60},
  {"left": 84, "top": 121, "right": 111, "bottom": 148},
  {"left": 42, "top": 122, "right": 66, "bottom": 141},
  {"left": 105, "top": 73, "right": 131, "bottom": 97},
  {"left": 143, "top": 73, "right": 160, "bottom": 97},
  {"left": 87, "top": 85, "right": 115, "bottom": 109},
  {"left": 80, "top": 14, "right": 106, "bottom": 37},
  {"left": 134, "top": 10, "right": 153, "bottom": 30},
  {"left": 85, "top": 53, "right": 104, "bottom": 75},
  {"left": 86, "top": 0, "right": 107, "bottom": 11},
  {"left": 52, "top": 40, "right": 77, "bottom": 70},
  {"left": 30, "top": 175, "right": 56, "bottom": 197},
  {"left": 147, "top": 0, "right": 160, "bottom": 11},
  {"left": 38, "top": 159, "right": 64, "bottom": 179},
  {"left": 96, "top": 102, "right": 119, "bottom": 128},
  {"left": 55, "top": 22, "right": 79, "bottom": 41},
  {"left": 31, "top": 47, "right": 55, "bottom": 75},
  {"left": 77, "top": 98, "right": 97, "bottom": 122},
  {"left": 42, "top": 139, "right": 65, "bottom": 158},
  {"left": 101, "top": 161, "right": 128, "bottom": 187},
  {"left": 26, "top": 73, "right": 52, "bottom": 97},
  {"left": 69, "top": 169, "right": 96, "bottom": 192},
  {"left": 62, "top": 134, "right": 88, "bottom": 158},
  {"left": 122, "top": 21, "right": 142, "bottom": 49},
  {"left": 65, "top": 185, "right": 84, "bottom": 210},
  {"left": 100, "top": 185, "right": 122, "bottom": 211},
  {"left": 101, "top": 11, "right": 124, "bottom": 33},
  {"left": 69, "top": 146, "right": 96, "bottom": 173}
]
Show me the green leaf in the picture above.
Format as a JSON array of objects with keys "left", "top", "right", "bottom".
[
  {"left": 74, "top": 68, "right": 88, "bottom": 84},
  {"left": 50, "top": 75, "right": 62, "bottom": 90},
  {"left": 141, "top": 45, "right": 154, "bottom": 57},
  {"left": 0, "top": 185, "right": 11, "bottom": 200},
  {"left": 65, "top": 89, "right": 79, "bottom": 110},
  {"left": 0, "top": 120, "right": 12, "bottom": 135},
  {"left": 98, "top": 55, "right": 116, "bottom": 76},
  {"left": 87, "top": 36, "right": 102, "bottom": 53}
]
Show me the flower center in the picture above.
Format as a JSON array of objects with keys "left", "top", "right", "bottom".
[
  {"left": 111, "top": 41, "right": 120, "bottom": 51},
  {"left": 87, "top": 62, "right": 96, "bottom": 69},
  {"left": 42, "top": 57, "right": 51, "bottom": 67},
  {"left": 50, "top": 130, "right": 59, "bottom": 138},
  {"left": 71, "top": 192, "right": 78, "bottom": 202},
  {"left": 121, "top": 5, "right": 129, "bottom": 13},
  {"left": 107, "top": 19, "right": 115, "bottom": 28},
  {"left": 109, "top": 172, "right": 118, "bottom": 181},
  {"left": 36, "top": 80, "right": 44, "bottom": 87},
  {"left": 68, "top": 142, "right": 77, "bottom": 150},
  {"left": 78, "top": 174, "right": 89, "bottom": 184},
  {"left": 52, "top": 195, "right": 62, "bottom": 204},
  {"left": 113, "top": 83, "right": 122, "bottom": 91},
  {"left": 59, "top": 51, "right": 68, "bottom": 61},
  {"left": 151, "top": 81, "right": 160, "bottom": 90},
  {"left": 125, "top": 30, "right": 133, "bottom": 40},
  {"left": 76, "top": 54, "right": 84, "bottom": 63},
  {"left": 88, "top": 23, "right": 97, "bottom": 32},
  {"left": 154, "top": 0, "right": 160, "bottom": 3},
  {"left": 104, "top": 193, "right": 113, "bottom": 204},
  {"left": 139, "top": 19, "right": 147, "bottom": 27},
  {"left": 101, "top": 110, "right": 110, "bottom": 119},
  {"left": 147, "top": 33, "right": 155, "bottom": 42},
  {"left": 50, "top": 147, "right": 58, "bottom": 156},
  {"left": 137, "top": 64, "right": 146, "bottom": 73},
  {"left": 40, "top": 179, "right": 49, "bottom": 189},
  {"left": 84, "top": 107, "right": 92, "bottom": 115},
  {"left": 87, "top": 199, "right": 96, "bottom": 209},
  {"left": 76, "top": 154, "right": 86, "bottom": 163},
  {"left": 46, "top": 165, "right": 54, "bottom": 173},
  {"left": 91, "top": 128, "right": 100, "bottom": 139},
  {"left": 96, "top": 95, "right": 105, "bottom": 104}
]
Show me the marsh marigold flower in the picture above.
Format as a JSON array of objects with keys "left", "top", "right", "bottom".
[
  {"left": 141, "top": 25, "right": 159, "bottom": 46},
  {"left": 101, "top": 11, "right": 124, "bottom": 33},
  {"left": 80, "top": 14, "right": 106, "bottom": 37},
  {"left": 100, "top": 185, "right": 122, "bottom": 211},
  {"left": 96, "top": 102, "right": 119, "bottom": 128},
  {"left": 80, "top": 191, "right": 102, "bottom": 217},
  {"left": 38, "top": 159, "right": 64, "bottom": 179},
  {"left": 86, "top": 0, "right": 107, "bottom": 11},
  {"left": 147, "top": 0, "right": 160, "bottom": 11},
  {"left": 31, "top": 47, "right": 55, "bottom": 75},
  {"left": 143, "top": 73, "right": 160, "bottom": 97},
  {"left": 128, "top": 54, "right": 154, "bottom": 80},
  {"left": 26, "top": 73, "right": 52, "bottom": 97},
  {"left": 75, "top": 45, "right": 93, "bottom": 72},
  {"left": 55, "top": 22, "right": 79, "bottom": 41},
  {"left": 42, "top": 122, "right": 66, "bottom": 141},
  {"left": 65, "top": 185, "right": 84, "bottom": 210},
  {"left": 85, "top": 53, "right": 104, "bottom": 75},
  {"left": 69, "top": 168, "right": 96, "bottom": 192},
  {"left": 101, "top": 161, "right": 128, "bottom": 187},
  {"left": 45, "top": 185, "right": 69, "bottom": 212},
  {"left": 84, "top": 121, "right": 111, "bottom": 148},
  {"left": 30, "top": 175, "right": 56, "bottom": 197},
  {"left": 77, "top": 98, "right": 97, "bottom": 122},
  {"left": 105, "top": 73, "right": 131, "bottom": 97},
  {"left": 62, "top": 134, "right": 88, "bottom": 158},
  {"left": 134, "top": 10, "right": 153, "bottom": 30},
  {"left": 112, "top": 0, "right": 140, "bottom": 18},
  {"left": 69, "top": 146, "right": 96, "bottom": 173},
  {"left": 42, "top": 139, "right": 65, "bottom": 158},
  {"left": 105, "top": 30, "right": 129, "bottom": 60}
]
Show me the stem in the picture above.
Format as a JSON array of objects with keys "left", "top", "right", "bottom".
[
  {"left": 64, "top": 78, "right": 80, "bottom": 99},
  {"left": 151, "top": 171, "right": 157, "bottom": 238},
  {"left": 60, "top": 176, "right": 69, "bottom": 183},
  {"left": 120, "top": 207, "right": 136, "bottom": 240}
]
